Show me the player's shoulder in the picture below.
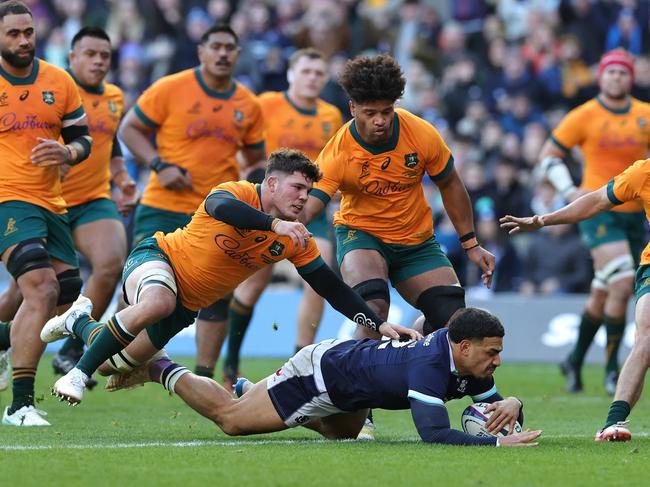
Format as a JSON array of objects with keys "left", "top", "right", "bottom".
[
  {"left": 316, "top": 98, "right": 342, "bottom": 117},
  {"left": 630, "top": 98, "right": 650, "bottom": 114},
  {"left": 147, "top": 68, "right": 196, "bottom": 92},
  {"left": 233, "top": 82, "right": 260, "bottom": 102},
  {"left": 103, "top": 82, "right": 123, "bottom": 98},
  {"left": 396, "top": 107, "right": 439, "bottom": 134},
  {"left": 258, "top": 91, "right": 283, "bottom": 103},
  {"left": 37, "top": 58, "right": 75, "bottom": 84},
  {"left": 211, "top": 180, "right": 257, "bottom": 198}
]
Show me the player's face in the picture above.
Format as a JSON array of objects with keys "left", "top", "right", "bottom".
[
  {"left": 289, "top": 56, "right": 328, "bottom": 100},
  {"left": 350, "top": 100, "right": 395, "bottom": 145},
  {"left": 462, "top": 336, "right": 503, "bottom": 379},
  {"left": 599, "top": 66, "right": 632, "bottom": 100},
  {"left": 270, "top": 171, "right": 313, "bottom": 220},
  {"left": 198, "top": 32, "right": 240, "bottom": 79},
  {"left": 69, "top": 36, "right": 111, "bottom": 88},
  {"left": 0, "top": 13, "right": 35, "bottom": 69}
]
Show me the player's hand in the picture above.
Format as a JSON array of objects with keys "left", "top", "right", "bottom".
[
  {"left": 465, "top": 245, "right": 494, "bottom": 288},
  {"left": 485, "top": 397, "right": 522, "bottom": 435},
  {"left": 114, "top": 179, "right": 139, "bottom": 216},
  {"left": 273, "top": 220, "right": 312, "bottom": 249},
  {"left": 157, "top": 165, "right": 193, "bottom": 191},
  {"left": 59, "top": 163, "right": 72, "bottom": 181},
  {"left": 499, "top": 215, "right": 545, "bottom": 235},
  {"left": 378, "top": 322, "right": 423, "bottom": 341},
  {"left": 31, "top": 137, "right": 74, "bottom": 167},
  {"left": 497, "top": 430, "right": 542, "bottom": 447}
]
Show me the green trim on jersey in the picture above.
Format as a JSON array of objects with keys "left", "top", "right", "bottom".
[
  {"left": 596, "top": 95, "right": 631, "bottom": 115},
  {"left": 62, "top": 105, "right": 85, "bottom": 121},
  {"left": 0, "top": 57, "right": 39, "bottom": 85},
  {"left": 194, "top": 68, "right": 236, "bottom": 100},
  {"left": 349, "top": 113, "right": 400, "bottom": 155},
  {"left": 549, "top": 135, "right": 570, "bottom": 153},
  {"left": 606, "top": 179, "right": 624, "bottom": 205},
  {"left": 134, "top": 104, "right": 159, "bottom": 128},
  {"left": 430, "top": 155, "right": 455, "bottom": 182},
  {"left": 66, "top": 68, "right": 104, "bottom": 95},
  {"left": 309, "top": 188, "right": 331, "bottom": 205},
  {"left": 284, "top": 91, "right": 316, "bottom": 116},
  {"left": 296, "top": 256, "right": 325, "bottom": 275}
]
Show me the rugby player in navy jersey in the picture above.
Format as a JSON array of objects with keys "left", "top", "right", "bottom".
[{"left": 109, "top": 308, "right": 541, "bottom": 446}]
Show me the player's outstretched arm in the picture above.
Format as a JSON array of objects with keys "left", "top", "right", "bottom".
[
  {"left": 299, "top": 262, "right": 421, "bottom": 341},
  {"left": 435, "top": 168, "right": 495, "bottom": 288},
  {"left": 500, "top": 186, "right": 614, "bottom": 235}
]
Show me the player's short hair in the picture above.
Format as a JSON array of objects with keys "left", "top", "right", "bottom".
[
  {"left": 0, "top": 0, "right": 31, "bottom": 20},
  {"left": 71, "top": 26, "right": 111, "bottom": 48},
  {"left": 288, "top": 48, "right": 325, "bottom": 69},
  {"left": 266, "top": 148, "right": 322, "bottom": 183},
  {"left": 448, "top": 308, "right": 505, "bottom": 343},
  {"left": 200, "top": 24, "right": 238, "bottom": 45},
  {"left": 339, "top": 54, "right": 405, "bottom": 104}
]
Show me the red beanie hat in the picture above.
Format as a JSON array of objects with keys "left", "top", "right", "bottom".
[{"left": 598, "top": 49, "right": 635, "bottom": 81}]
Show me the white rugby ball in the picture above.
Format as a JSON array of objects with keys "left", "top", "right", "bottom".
[{"left": 461, "top": 402, "right": 522, "bottom": 437}]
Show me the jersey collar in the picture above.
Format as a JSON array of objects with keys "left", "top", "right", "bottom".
[
  {"left": 596, "top": 95, "right": 631, "bottom": 114},
  {"left": 194, "top": 68, "right": 236, "bottom": 99},
  {"left": 66, "top": 68, "right": 105, "bottom": 95},
  {"left": 256, "top": 183, "right": 264, "bottom": 211},
  {"left": 349, "top": 112, "right": 400, "bottom": 155},
  {"left": 0, "top": 57, "right": 40, "bottom": 85},
  {"left": 284, "top": 91, "right": 317, "bottom": 116},
  {"left": 446, "top": 334, "right": 459, "bottom": 375}
]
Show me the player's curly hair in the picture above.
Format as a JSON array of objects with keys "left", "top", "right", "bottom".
[
  {"left": 266, "top": 148, "right": 322, "bottom": 183},
  {"left": 0, "top": 0, "right": 31, "bottom": 20},
  {"left": 339, "top": 54, "right": 406, "bottom": 104},
  {"left": 448, "top": 308, "right": 505, "bottom": 343}
]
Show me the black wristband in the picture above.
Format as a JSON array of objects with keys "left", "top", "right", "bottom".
[
  {"left": 149, "top": 156, "right": 173, "bottom": 173},
  {"left": 459, "top": 231, "right": 476, "bottom": 243}
]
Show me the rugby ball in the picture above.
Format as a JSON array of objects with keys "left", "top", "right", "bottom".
[{"left": 461, "top": 402, "right": 522, "bottom": 437}]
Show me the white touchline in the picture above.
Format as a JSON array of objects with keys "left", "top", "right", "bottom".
[{"left": 1, "top": 433, "right": 647, "bottom": 450}]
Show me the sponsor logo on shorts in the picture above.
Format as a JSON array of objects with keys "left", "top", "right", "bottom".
[
  {"left": 3, "top": 217, "right": 17, "bottom": 236},
  {"left": 42, "top": 91, "right": 55, "bottom": 105},
  {"left": 404, "top": 152, "right": 419, "bottom": 168},
  {"left": 596, "top": 224, "right": 607, "bottom": 238},
  {"left": 641, "top": 276, "right": 650, "bottom": 290},
  {"left": 341, "top": 229, "right": 357, "bottom": 244},
  {"left": 294, "top": 415, "right": 310, "bottom": 424}
]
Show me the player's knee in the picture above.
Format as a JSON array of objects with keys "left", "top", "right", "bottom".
[
  {"left": 352, "top": 278, "right": 390, "bottom": 318},
  {"left": 607, "top": 276, "right": 634, "bottom": 302},
  {"left": 596, "top": 255, "right": 635, "bottom": 297},
  {"left": 416, "top": 285, "right": 465, "bottom": 334},
  {"left": 197, "top": 298, "right": 229, "bottom": 322},
  {"left": 56, "top": 268, "right": 83, "bottom": 306},
  {"left": 6, "top": 238, "right": 52, "bottom": 280},
  {"left": 92, "top": 251, "right": 125, "bottom": 282}
]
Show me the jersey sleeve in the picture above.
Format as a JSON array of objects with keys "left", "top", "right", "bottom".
[
  {"left": 550, "top": 107, "right": 586, "bottom": 152},
  {"left": 422, "top": 121, "right": 454, "bottom": 182},
  {"left": 607, "top": 159, "right": 650, "bottom": 204},
  {"left": 289, "top": 238, "right": 322, "bottom": 271},
  {"left": 243, "top": 97, "right": 265, "bottom": 149},
  {"left": 61, "top": 72, "right": 85, "bottom": 127},
  {"left": 407, "top": 359, "right": 449, "bottom": 405},
  {"left": 467, "top": 377, "right": 498, "bottom": 402},
  {"left": 311, "top": 137, "right": 346, "bottom": 204},
  {"left": 133, "top": 78, "right": 170, "bottom": 128}
]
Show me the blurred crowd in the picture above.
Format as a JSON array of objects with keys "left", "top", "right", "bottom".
[{"left": 23, "top": 0, "right": 650, "bottom": 295}]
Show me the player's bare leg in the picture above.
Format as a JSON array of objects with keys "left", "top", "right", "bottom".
[
  {"left": 339, "top": 249, "right": 390, "bottom": 340},
  {"left": 0, "top": 279, "right": 22, "bottom": 322},
  {"left": 295, "top": 237, "right": 333, "bottom": 350},
  {"left": 304, "top": 409, "right": 368, "bottom": 440},
  {"left": 170, "top": 371, "right": 288, "bottom": 435},
  {"left": 223, "top": 266, "right": 273, "bottom": 388},
  {"left": 596, "top": 293, "right": 650, "bottom": 442},
  {"left": 194, "top": 317, "right": 228, "bottom": 378}
]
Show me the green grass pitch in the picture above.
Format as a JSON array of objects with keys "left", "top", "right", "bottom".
[{"left": 1, "top": 356, "right": 648, "bottom": 487}]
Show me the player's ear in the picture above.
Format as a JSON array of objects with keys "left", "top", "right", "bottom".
[
  {"left": 349, "top": 101, "right": 356, "bottom": 118},
  {"left": 287, "top": 68, "right": 294, "bottom": 85},
  {"left": 459, "top": 339, "right": 472, "bottom": 356},
  {"left": 267, "top": 175, "right": 278, "bottom": 193}
]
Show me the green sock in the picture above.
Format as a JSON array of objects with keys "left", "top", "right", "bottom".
[
  {"left": 9, "top": 367, "right": 36, "bottom": 413},
  {"left": 194, "top": 365, "right": 214, "bottom": 378},
  {"left": 224, "top": 298, "right": 253, "bottom": 373},
  {"left": 604, "top": 400, "right": 631, "bottom": 428},
  {"left": 72, "top": 315, "right": 105, "bottom": 346},
  {"left": 0, "top": 321, "right": 11, "bottom": 350},
  {"left": 57, "top": 336, "right": 85, "bottom": 356},
  {"left": 568, "top": 312, "right": 602, "bottom": 369},
  {"left": 604, "top": 315, "right": 625, "bottom": 374},
  {"left": 76, "top": 315, "right": 134, "bottom": 377}
]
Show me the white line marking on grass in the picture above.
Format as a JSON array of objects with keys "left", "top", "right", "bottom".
[{"left": 2, "top": 433, "right": 648, "bottom": 451}]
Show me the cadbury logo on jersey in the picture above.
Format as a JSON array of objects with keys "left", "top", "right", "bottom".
[
  {"left": 214, "top": 234, "right": 260, "bottom": 271},
  {"left": 42, "top": 91, "right": 55, "bottom": 105},
  {"left": 0, "top": 113, "right": 53, "bottom": 131}
]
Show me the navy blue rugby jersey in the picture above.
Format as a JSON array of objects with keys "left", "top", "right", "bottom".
[{"left": 319, "top": 328, "right": 497, "bottom": 412}]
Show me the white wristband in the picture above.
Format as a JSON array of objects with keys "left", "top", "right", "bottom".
[
  {"left": 539, "top": 156, "right": 577, "bottom": 198},
  {"left": 496, "top": 438, "right": 500, "bottom": 447}
]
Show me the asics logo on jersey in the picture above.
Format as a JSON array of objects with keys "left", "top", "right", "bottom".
[
  {"left": 3, "top": 218, "right": 17, "bottom": 236},
  {"left": 19, "top": 90, "right": 29, "bottom": 101},
  {"left": 380, "top": 157, "right": 391, "bottom": 170}
]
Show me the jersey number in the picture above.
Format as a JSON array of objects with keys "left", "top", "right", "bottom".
[{"left": 378, "top": 339, "right": 417, "bottom": 350}]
